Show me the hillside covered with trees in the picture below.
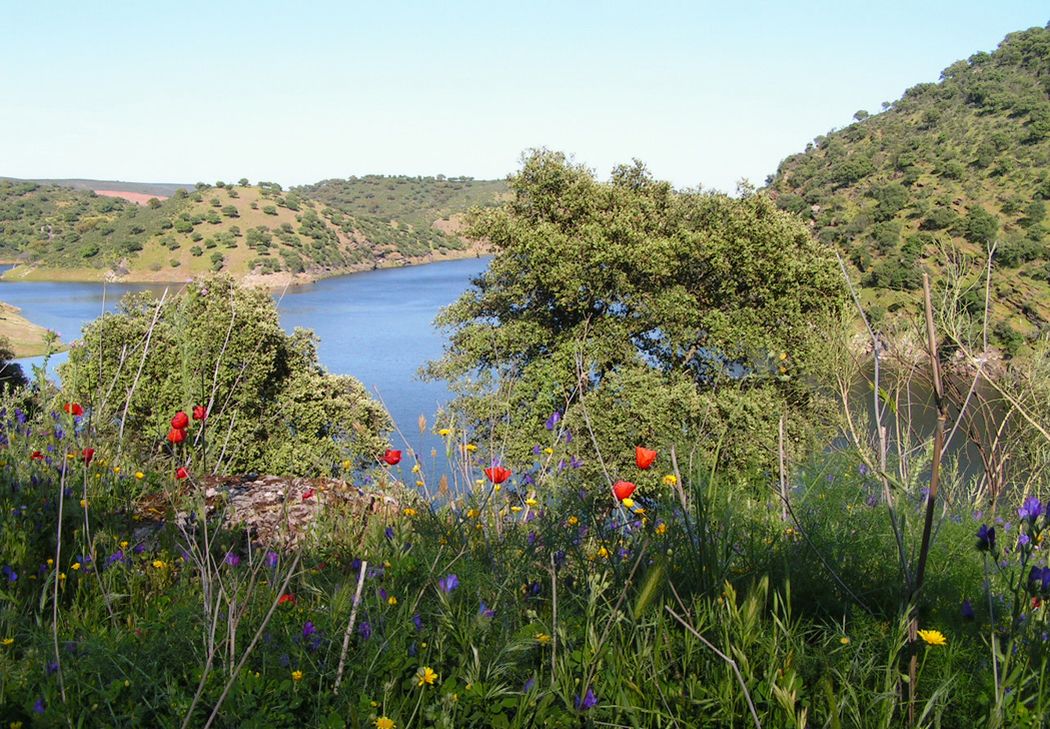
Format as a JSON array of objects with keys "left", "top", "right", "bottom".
[
  {"left": 0, "top": 176, "right": 503, "bottom": 283},
  {"left": 768, "top": 24, "right": 1050, "bottom": 354}
]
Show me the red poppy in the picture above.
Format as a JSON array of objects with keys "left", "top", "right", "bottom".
[
  {"left": 176, "top": 467, "right": 189, "bottom": 480},
  {"left": 635, "top": 446, "right": 657, "bottom": 470},
  {"left": 484, "top": 466, "right": 512, "bottom": 484},
  {"left": 192, "top": 405, "right": 208, "bottom": 421},
  {"left": 63, "top": 402, "right": 84, "bottom": 417},
  {"left": 81, "top": 448, "right": 95, "bottom": 464},
  {"left": 302, "top": 488, "right": 315, "bottom": 501},
  {"left": 278, "top": 593, "right": 296, "bottom": 605},
  {"left": 382, "top": 449, "right": 402, "bottom": 466},
  {"left": 167, "top": 427, "right": 186, "bottom": 444},
  {"left": 1034, "top": 596, "right": 1043, "bottom": 610},
  {"left": 612, "top": 480, "right": 637, "bottom": 501},
  {"left": 171, "top": 411, "right": 189, "bottom": 430},
  {"left": 30, "top": 450, "right": 44, "bottom": 461}
]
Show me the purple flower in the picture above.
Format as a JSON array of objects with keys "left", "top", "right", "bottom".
[
  {"left": 532, "top": 444, "right": 542, "bottom": 456},
  {"left": 961, "top": 599, "right": 975, "bottom": 620},
  {"left": 523, "top": 677, "right": 536, "bottom": 692},
  {"left": 575, "top": 687, "right": 598, "bottom": 711},
  {"left": 545, "top": 411, "right": 561, "bottom": 431},
  {"left": 1020, "top": 496, "right": 1044, "bottom": 523},
  {"left": 133, "top": 543, "right": 146, "bottom": 555},
  {"left": 438, "top": 574, "right": 459, "bottom": 593},
  {"left": 977, "top": 524, "right": 997, "bottom": 552},
  {"left": 1029, "top": 566, "right": 1050, "bottom": 595},
  {"left": 385, "top": 526, "right": 395, "bottom": 540},
  {"left": 563, "top": 430, "right": 573, "bottom": 444},
  {"left": 303, "top": 621, "right": 317, "bottom": 637},
  {"left": 46, "top": 661, "right": 59, "bottom": 675},
  {"left": 412, "top": 613, "right": 423, "bottom": 631},
  {"left": 1020, "top": 534, "right": 1031, "bottom": 547},
  {"left": 105, "top": 551, "right": 125, "bottom": 568},
  {"left": 358, "top": 621, "right": 372, "bottom": 640},
  {"left": 858, "top": 463, "right": 869, "bottom": 476},
  {"left": 224, "top": 552, "right": 241, "bottom": 567},
  {"left": 570, "top": 455, "right": 583, "bottom": 469},
  {"left": 479, "top": 601, "right": 495, "bottom": 619},
  {"left": 2, "top": 565, "right": 16, "bottom": 582},
  {"left": 265, "top": 551, "right": 279, "bottom": 568},
  {"left": 34, "top": 698, "right": 46, "bottom": 714}
]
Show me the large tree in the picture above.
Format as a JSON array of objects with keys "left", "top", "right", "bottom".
[{"left": 427, "top": 151, "right": 848, "bottom": 478}]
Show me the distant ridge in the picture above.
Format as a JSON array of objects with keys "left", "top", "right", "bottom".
[{"left": 0, "top": 177, "right": 192, "bottom": 198}]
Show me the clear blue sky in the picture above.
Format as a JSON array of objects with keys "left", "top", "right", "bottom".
[{"left": 1, "top": 1, "right": 1046, "bottom": 192}]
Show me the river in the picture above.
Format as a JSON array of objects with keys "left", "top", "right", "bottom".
[{"left": 0, "top": 258, "right": 491, "bottom": 472}]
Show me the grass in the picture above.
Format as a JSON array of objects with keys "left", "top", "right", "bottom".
[{"left": 0, "top": 301, "right": 58, "bottom": 356}]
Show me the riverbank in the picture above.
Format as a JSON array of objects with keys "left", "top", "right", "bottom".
[
  {"left": 0, "top": 300, "right": 59, "bottom": 356},
  {"left": 0, "top": 245, "right": 490, "bottom": 289}
]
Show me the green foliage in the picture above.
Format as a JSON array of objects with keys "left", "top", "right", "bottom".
[
  {"left": 58, "top": 276, "right": 390, "bottom": 475},
  {"left": 428, "top": 151, "right": 848, "bottom": 476},
  {"left": 768, "top": 24, "right": 1050, "bottom": 334}
]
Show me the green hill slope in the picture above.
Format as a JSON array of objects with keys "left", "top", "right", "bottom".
[
  {"left": 767, "top": 24, "right": 1050, "bottom": 352},
  {"left": 1, "top": 177, "right": 501, "bottom": 283}
]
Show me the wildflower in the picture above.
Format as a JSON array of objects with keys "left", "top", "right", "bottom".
[
  {"left": 416, "top": 666, "right": 438, "bottom": 687},
  {"left": 80, "top": 498, "right": 89, "bottom": 508},
  {"left": 388, "top": 595, "right": 398, "bottom": 606},
  {"left": 302, "top": 488, "right": 315, "bottom": 501},
  {"left": 574, "top": 687, "right": 598, "bottom": 711},
  {"left": 976, "top": 524, "right": 996, "bottom": 552},
  {"left": 176, "top": 467, "right": 189, "bottom": 479},
  {"left": 412, "top": 613, "right": 423, "bottom": 630},
  {"left": 192, "top": 405, "right": 207, "bottom": 421},
  {"left": 1020, "top": 534, "right": 1031, "bottom": 547},
  {"left": 278, "top": 593, "right": 296, "bottom": 605},
  {"left": 2, "top": 566, "right": 16, "bottom": 582},
  {"left": 1020, "top": 496, "right": 1044, "bottom": 523},
  {"left": 63, "top": 402, "right": 84, "bottom": 417},
  {"left": 167, "top": 426, "right": 186, "bottom": 444},
  {"left": 359, "top": 621, "right": 372, "bottom": 639},
  {"left": 1, "top": 638, "right": 12, "bottom": 646},
  {"left": 542, "top": 447, "right": 554, "bottom": 456},
  {"left": 479, "top": 601, "right": 495, "bottom": 618},
  {"left": 622, "top": 497, "right": 635, "bottom": 509},
  {"left": 510, "top": 505, "right": 522, "bottom": 513},
  {"left": 383, "top": 449, "right": 402, "bottom": 466},
  {"left": 465, "top": 443, "right": 477, "bottom": 452},
  {"left": 81, "top": 448, "right": 95, "bottom": 464},
  {"left": 662, "top": 473, "right": 677, "bottom": 486},
  {"left": 917, "top": 629, "right": 947, "bottom": 646},
  {"left": 134, "top": 471, "right": 144, "bottom": 480},
  {"left": 545, "top": 411, "right": 561, "bottom": 431},
  {"left": 597, "top": 546, "right": 609, "bottom": 558},
  {"left": 655, "top": 522, "right": 667, "bottom": 535},
  {"left": 113, "top": 465, "right": 120, "bottom": 473},
  {"left": 375, "top": 717, "right": 395, "bottom": 729},
  {"left": 438, "top": 428, "right": 451, "bottom": 437},
  {"left": 402, "top": 507, "right": 417, "bottom": 517},
  {"left": 567, "top": 515, "right": 579, "bottom": 527},
  {"left": 635, "top": 446, "right": 657, "bottom": 470},
  {"left": 1029, "top": 566, "right": 1050, "bottom": 595},
  {"left": 291, "top": 670, "right": 303, "bottom": 682},
  {"left": 224, "top": 552, "right": 241, "bottom": 567},
  {"left": 961, "top": 600, "right": 975, "bottom": 620},
  {"left": 415, "top": 480, "right": 425, "bottom": 487},
  {"left": 438, "top": 574, "right": 459, "bottom": 593},
  {"left": 485, "top": 465, "right": 512, "bottom": 484},
  {"left": 839, "top": 636, "right": 850, "bottom": 645},
  {"left": 612, "top": 480, "right": 636, "bottom": 501},
  {"left": 170, "top": 411, "right": 189, "bottom": 430},
  {"left": 30, "top": 450, "right": 43, "bottom": 461},
  {"left": 33, "top": 698, "right": 45, "bottom": 714},
  {"left": 525, "top": 497, "right": 538, "bottom": 507},
  {"left": 265, "top": 551, "right": 279, "bottom": 568},
  {"left": 303, "top": 621, "right": 317, "bottom": 637},
  {"left": 71, "top": 562, "right": 81, "bottom": 571},
  {"left": 535, "top": 632, "right": 551, "bottom": 645},
  {"left": 465, "top": 508, "right": 479, "bottom": 519},
  {"left": 105, "top": 551, "right": 125, "bottom": 568},
  {"left": 411, "top": 463, "right": 421, "bottom": 473},
  {"left": 119, "top": 541, "right": 129, "bottom": 550},
  {"left": 152, "top": 560, "right": 166, "bottom": 569}
]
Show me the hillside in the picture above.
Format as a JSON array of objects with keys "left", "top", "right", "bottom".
[
  {"left": 768, "top": 24, "right": 1050, "bottom": 353},
  {"left": 0, "top": 178, "right": 498, "bottom": 284},
  {"left": 0, "top": 176, "right": 191, "bottom": 198}
]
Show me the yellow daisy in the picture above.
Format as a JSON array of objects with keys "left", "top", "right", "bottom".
[{"left": 917, "top": 629, "right": 947, "bottom": 646}]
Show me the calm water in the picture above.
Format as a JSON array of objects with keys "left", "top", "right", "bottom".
[{"left": 1, "top": 258, "right": 490, "bottom": 468}]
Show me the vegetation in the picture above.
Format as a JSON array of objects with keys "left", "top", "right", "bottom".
[{"left": 768, "top": 24, "right": 1050, "bottom": 351}]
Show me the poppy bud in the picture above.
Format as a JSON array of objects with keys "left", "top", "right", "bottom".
[
  {"left": 171, "top": 411, "right": 189, "bottom": 430},
  {"left": 302, "top": 488, "right": 315, "bottom": 501},
  {"left": 382, "top": 449, "right": 402, "bottom": 466},
  {"left": 484, "top": 465, "right": 512, "bottom": 484},
  {"left": 81, "top": 448, "right": 95, "bottom": 464},
  {"left": 30, "top": 450, "right": 44, "bottom": 461},
  {"left": 176, "top": 467, "right": 189, "bottom": 480},
  {"left": 613, "top": 481, "right": 637, "bottom": 501},
  {"left": 635, "top": 446, "right": 657, "bottom": 470},
  {"left": 63, "top": 403, "right": 84, "bottom": 417},
  {"left": 167, "top": 428, "right": 186, "bottom": 444},
  {"left": 192, "top": 405, "right": 207, "bottom": 421}
]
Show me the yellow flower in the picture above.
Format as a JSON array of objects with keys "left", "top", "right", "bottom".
[
  {"left": 71, "top": 562, "right": 81, "bottom": 571},
  {"left": 291, "top": 670, "right": 303, "bottom": 681},
  {"left": 438, "top": 428, "right": 451, "bottom": 437},
  {"left": 416, "top": 666, "right": 438, "bottom": 687},
  {"left": 466, "top": 508, "right": 479, "bottom": 519},
  {"left": 411, "top": 464, "right": 421, "bottom": 474},
  {"left": 11, "top": 721, "right": 24, "bottom": 729},
  {"left": 80, "top": 499, "right": 88, "bottom": 508},
  {"left": 120, "top": 541, "right": 129, "bottom": 550},
  {"left": 113, "top": 466, "right": 121, "bottom": 474},
  {"left": 524, "top": 497, "right": 538, "bottom": 507},
  {"left": 152, "top": 560, "right": 166, "bottom": 569},
  {"left": 47, "top": 558, "right": 54, "bottom": 567},
  {"left": 342, "top": 459, "right": 352, "bottom": 470},
  {"left": 597, "top": 546, "right": 609, "bottom": 558},
  {"left": 839, "top": 636, "right": 850, "bottom": 645},
  {"left": 662, "top": 474, "right": 677, "bottom": 486},
  {"left": 621, "top": 497, "right": 635, "bottom": 509},
  {"left": 134, "top": 471, "right": 144, "bottom": 480},
  {"left": 543, "top": 447, "right": 553, "bottom": 455},
  {"left": 1, "top": 638, "right": 13, "bottom": 646},
  {"left": 655, "top": 522, "right": 667, "bottom": 535},
  {"left": 510, "top": 505, "right": 522, "bottom": 513},
  {"left": 917, "top": 629, "right": 947, "bottom": 646},
  {"left": 59, "top": 573, "right": 66, "bottom": 581},
  {"left": 494, "top": 484, "right": 501, "bottom": 492},
  {"left": 387, "top": 595, "right": 398, "bottom": 606},
  {"left": 535, "top": 632, "right": 551, "bottom": 645},
  {"left": 403, "top": 508, "right": 417, "bottom": 517},
  {"left": 567, "top": 516, "right": 579, "bottom": 527},
  {"left": 375, "top": 718, "right": 395, "bottom": 729},
  {"left": 465, "top": 444, "right": 478, "bottom": 453},
  {"left": 415, "top": 480, "right": 425, "bottom": 488}
]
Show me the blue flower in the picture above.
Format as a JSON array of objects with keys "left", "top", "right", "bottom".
[
  {"left": 34, "top": 698, "right": 46, "bottom": 714},
  {"left": 224, "top": 552, "right": 241, "bottom": 567},
  {"left": 358, "top": 621, "right": 372, "bottom": 640},
  {"left": 479, "top": 601, "right": 495, "bottom": 619},
  {"left": 412, "top": 613, "right": 423, "bottom": 631},
  {"left": 265, "top": 551, "right": 279, "bottom": 568},
  {"left": 1019, "top": 496, "right": 1044, "bottom": 523},
  {"left": 303, "top": 621, "right": 317, "bottom": 637},
  {"left": 438, "top": 574, "right": 459, "bottom": 593},
  {"left": 545, "top": 411, "right": 561, "bottom": 431},
  {"left": 385, "top": 526, "right": 395, "bottom": 540},
  {"left": 961, "top": 599, "right": 975, "bottom": 620},
  {"left": 2, "top": 565, "right": 16, "bottom": 582},
  {"left": 575, "top": 687, "right": 598, "bottom": 711},
  {"left": 976, "top": 524, "right": 996, "bottom": 552}
]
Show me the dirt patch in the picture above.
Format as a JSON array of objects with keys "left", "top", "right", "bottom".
[{"left": 93, "top": 190, "right": 168, "bottom": 205}]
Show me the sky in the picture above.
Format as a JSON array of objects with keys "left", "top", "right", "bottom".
[{"left": 1, "top": 1, "right": 1046, "bottom": 193}]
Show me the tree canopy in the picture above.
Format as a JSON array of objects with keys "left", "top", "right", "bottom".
[{"left": 428, "top": 151, "right": 848, "bottom": 477}]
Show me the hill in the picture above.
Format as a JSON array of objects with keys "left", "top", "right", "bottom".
[
  {"left": 767, "top": 24, "right": 1050, "bottom": 353},
  {"left": 0, "top": 176, "right": 191, "bottom": 198},
  {"left": 0, "top": 177, "right": 501, "bottom": 284}
]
